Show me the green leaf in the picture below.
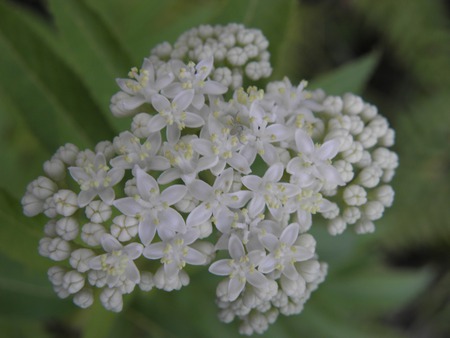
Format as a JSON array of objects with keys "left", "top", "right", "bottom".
[
  {"left": 47, "top": 0, "right": 133, "bottom": 132},
  {"left": 0, "top": 1, "right": 116, "bottom": 152},
  {"left": 309, "top": 50, "right": 381, "bottom": 95}
]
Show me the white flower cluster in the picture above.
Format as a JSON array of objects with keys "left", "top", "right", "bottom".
[{"left": 22, "top": 24, "right": 397, "bottom": 335}]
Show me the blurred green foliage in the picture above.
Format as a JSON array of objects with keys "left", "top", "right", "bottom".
[{"left": 0, "top": 0, "right": 449, "bottom": 337}]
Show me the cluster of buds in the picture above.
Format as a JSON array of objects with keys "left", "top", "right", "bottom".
[{"left": 22, "top": 24, "right": 397, "bottom": 335}]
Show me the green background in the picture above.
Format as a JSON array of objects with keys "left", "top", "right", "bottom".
[{"left": 0, "top": 0, "right": 449, "bottom": 337}]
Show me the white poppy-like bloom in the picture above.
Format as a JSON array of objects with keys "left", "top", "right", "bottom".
[{"left": 22, "top": 23, "right": 397, "bottom": 335}]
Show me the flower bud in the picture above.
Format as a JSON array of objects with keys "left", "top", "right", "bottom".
[
  {"left": 56, "top": 217, "right": 79, "bottom": 241},
  {"left": 63, "top": 270, "right": 85, "bottom": 294},
  {"left": 54, "top": 190, "right": 78, "bottom": 216},
  {"left": 73, "top": 288, "right": 94, "bottom": 308}
]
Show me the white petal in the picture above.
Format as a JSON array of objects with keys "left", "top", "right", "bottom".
[
  {"left": 260, "top": 234, "right": 279, "bottom": 252},
  {"left": 78, "top": 190, "right": 97, "bottom": 208},
  {"left": 113, "top": 197, "right": 142, "bottom": 216},
  {"left": 166, "top": 124, "right": 180, "bottom": 144},
  {"left": 263, "top": 162, "right": 284, "bottom": 182},
  {"left": 184, "top": 112, "right": 205, "bottom": 128},
  {"left": 317, "top": 139, "right": 340, "bottom": 160},
  {"left": 108, "top": 168, "right": 125, "bottom": 186},
  {"left": 158, "top": 168, "right": 181, "bottom": 185},
  {"left": 246, "top": 271, "right": 268, "bottom": 288},
  {"left": 88, "top": 256, "right": 103, "bottom": 270},
  {"left": 292, "top": 246, "right": 314, "bottom": 261},
  {"left": 202, "top": 81, "right": 227, "bottom": 95},
  {"left": 295, "top": 129, "right": 314, "bottom": 154},
  {"left": 261, "top": 143, "right": 279, "bottom": 165},
  {"left": 148, "top": 156, "right": 171, "bottom": 171},
  {"left": 280, "top": 223, "right": 299, "bottom": 246},
  {"left": 101, "top": 234, "right": 122, "bottom": 252},
  {"left": 283, "top": 264, "right": 299, "bottom": 280},
  {"left": 98, "top": 188, "right": 115, "bottom": 205},
  {"left": 208, "top": 259, "right": 233, "bottom": 276},
  {"left": 135, "top": 167, "right": 159, "bottom": 200},
  {"left": 139, "top": 216, "right": 157, "bottom": 246},
  {"left": 248, "top": 195, "right": 265, "bottom": 218},
  {"left": 241, "top": 175, "right": 261, "bottom": 192},
  {"left": 224, "top": 191, "right": 252, "bottom": 209},
  {"left": 228, "top": 235, "right": 244, "bottom": 260},
  {"left": 192, "top": 139, "right": 214, "bottom": 156},
  {"left": 124, "top": 242, "right": 143, "bottom": 260},
  {"left": 143, "top": 242, "right": 165, "bottom": 259},
  {"left": 186, "top": 203, "right": 212, "bottom": 227},
  {"left": 317, "top": 165, "right": 345, "bottom": 186},
  {"left": 228, "top": 277, "right": 245, "bottom": 301},
  {"left": 151, "top": 94, "right": 171, "bottom": 113},
  {"left": 258, "top": 255, "right": 277, "bottom": 274},
  {"left": 164, "top": 262, "right": 179, "bottom": 278},
  {"left": 159, "top": 208, "right": 185, "bottom": 235},
  {"left": 266, "top": 124, "right": 290, "bottom": 142},
  {"left": 173, "top": 89, "right": 194, "bottom": 111},
  {"left": 185, "top": 248, "right": 206, "bottom": 265},
  {"left": 125, "top": 262, "right": 140, "bottom": 284},
  {"left": 227, "top": 153, "right": 251, "bottom": 174},
  {"left": 147, "top": 115, "right": 166, "bottom": 133},
  {"left": 160, "top": 185, "right": 187, "bottom": 205},
  {"left": 188, "top": 180, "right": 212, "bottom": 201}
]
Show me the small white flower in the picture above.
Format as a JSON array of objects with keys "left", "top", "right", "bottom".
[
  {"left": 187, "top": 168, "right": 252, "bottom": 227},
  {"left": 89, "top": 234, "right": 143, "bottom": 288},
  {"left": 69, "top": 153, "right": 125, "bottom": 207},
  {"left": 209, "top": 235, "right": 268, "bottom": 302},
  {"left": 144, "top": 228, "right": 206, "bottom": 278},
  {"left": 287, "top": 129, "right": 343, "bottom": 187},
  {"left": 258, "top": 223, "right": 314, "bottom": 279},
  {"left": 113, "top": 166, "right": 187, "bottom": 245}
]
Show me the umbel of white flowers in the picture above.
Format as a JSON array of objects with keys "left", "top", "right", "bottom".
[{"left": 22, "top": 23, "right": 397, "bottom": 335}]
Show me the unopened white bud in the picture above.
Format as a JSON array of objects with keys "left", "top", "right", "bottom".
[
  {"left": 297, "top": 259, "right": 321, "bottom": 283},
  {"left": 194, "top": 221, "right": 213, "bottom": 239},
  {"left": 43, "top": 196, "right": 57, "bottom": 218},
  {"left": 124, "top": 178, "right": 138, "bottom": 197},
  {"left": 213, "top": 67, "right": 233, "bottom": 87},
  {"left": 374, "top": 185, "right": 395, "bottom": 207},
  {"left": 63, "top": 270, "right": 85, "bottom": 294},
  {"left": 151, "top": 41, "right": 173, "bottom": 58},
  {"left": 56, "top": 143, "right": 79, "bottom": 165},
  {"left": 73, "top": 288, "right": 94, "bottom": 308},
  {"left": 372, "top": 148, "right": 398, "bottom": 170},
  {"left": 358, "top": 127, "right": 378, "bottom": 149},
  {"left": 355, "top": 219, "right": 375, "bottom": 234},
  {"left": 360, "top": 104, "right": 378, "bottom": 121},
  {"left": 369, "top": 117, "right": 389, "bottom": 139},
  {"left": 245, "top": 61, "right": 272, "bottom": 80},
  {"left": 100, "top": 288, "right": 123, "bottom": 312},
  {"left": 296, "top": 233, "right": 316, "bottom": 252},
  {"left": 95, "top": 141, "right": 115, "bottom": 160},
  {"left": 357, "top": 165, "right": 382, "bottom": 188},
  {"left": 131, "top": 113, "right": 152, "bottom": 138},
  {"left": 139, "top": 271, "right": 154, "bottom": 291},
  {"left": 382, "top": 169, "right": 396, "bottom": 183},
  {"left": 333, "top": 160, "right": 354, "bottom": 183},
  {"left": 342, "top": 141, "right": 363, "bottom": 163},
  {"left": 343, "top": 185, "right": 367, "bottom": 206},
  {"left": 349, "top": 115, "right": 365, "bottom": 135},
  {"left": 227, "top": 47, "right": 247, "bottom": 66},
  {"left": 320, "top": 202, "right": 339, "bottom": 219},
  {"left": 48, "top": 266, "right": 66, "bottom": 286},
  {"left": 280, "top": 274, "right": 305, "bottom": 297},
  {"left": 111, "top": 215, "right": 139, "bottom": 242},
  {"left": 44, "top": 159, "right": 66, "bottom": 181},
  {"left": 31, "top": 176, "right": 58, "bottom": 200},
  {"left": 44, "top": 220, "right": 58, "bottom": 236},
  {"left": 54, "top": 190, "right": 78, "bottom": 216},
  {"left": 329, "top": 116, "right": 351, "bottom": 131},
  {"left": 323, "top": 96, "right": 343, "bottom": 115},
  {"left": 70, "top": 249, "right": 95, "bottom": 273},
  {"left": 191, "top": 241, "right": 215, "bottom": 263},
  {"left": 343, "top": 93, "right": 364, "bottom": 115},
  {"left": 364, "top": 201, "right": 384, "bottom": 221},
  {"left": 81, "top": 223, "right": 106, "bottom": 246},
  {"left": 379, "top": 128, "right": 395, "bottom": 147},
  {"left": 53, "top": 284, "right": 70, "bottom": 299},
  {"left": 88, "top": 270, "right": 107, "bottom": 288},
  {"left": 85, "top": 200, "right": 112, "bottom": 223},
  {"left": 244, "top": 44, "right": 258, "bottom": 58},
  {"left": 355, "top": 150, "right": 372, "bottom": 168},
  {"left": 22, "top": 193, "right": 44, "bottom": 217},
  {"left": 56, "top": 217, "right": 79, "bottom": 241},
  {"left": 342, "top": 206, "right": 361, "bottom": 224},
  {"left": 327, "top": 217, "right": 347, "bottom": 236},
  {"left": 48, "top": 237, "right": 71, "bottom": 261},
  {"left": 119, "top": 279, "right": 136, "bottom": 294},
  {"left": 38, "top": 237, "right": 52, "bottom": 257}
]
